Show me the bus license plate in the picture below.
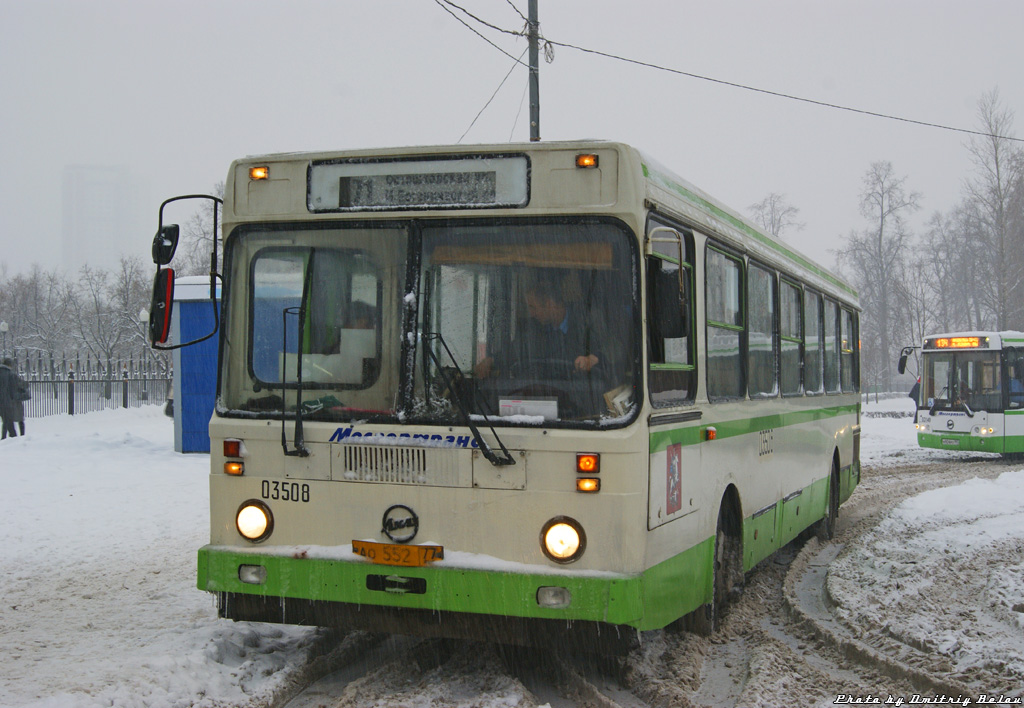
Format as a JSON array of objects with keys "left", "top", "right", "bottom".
[
  {"left": 352, "top": 540, "right": 444, "bottom": 567},
  {"left": 942, "top": 438, "right": 960, "bottom": 446}
]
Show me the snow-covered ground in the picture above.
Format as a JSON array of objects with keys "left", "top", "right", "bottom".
[{"left": 1, "top": 398, "right": 1021, "bottom": 707}]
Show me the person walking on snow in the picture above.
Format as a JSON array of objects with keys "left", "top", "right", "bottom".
[{"left": 0, "top": 357, "right": 27, "bottom": 439}]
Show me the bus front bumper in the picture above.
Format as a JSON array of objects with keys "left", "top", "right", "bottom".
[{"left": 197, "top": 541, "right": 712, "bottom": 640}]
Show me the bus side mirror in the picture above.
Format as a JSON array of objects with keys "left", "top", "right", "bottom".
[
  {"left": 653, "top": 267, "right": 687, "bottom": 339},
  {"left": 897, "top": 352, "right": 908, "bottom": 375},
  {"left": 149, "top": 268, "right": 175, "bottom": 344},
  {"left": 152, "top": 225, "right": 180, "bottom": 266}
]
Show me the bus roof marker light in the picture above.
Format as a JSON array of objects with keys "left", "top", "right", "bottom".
[
  {"left": 576, "top": 154, "right": 599, "bottom": 168},
  {"left": 249, "top": 166, "right": 269, "bottom": 180}
]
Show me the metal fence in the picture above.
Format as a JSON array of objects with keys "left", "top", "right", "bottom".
[{"left": 9, "top": 353, "right": 171, "bottom": 418}]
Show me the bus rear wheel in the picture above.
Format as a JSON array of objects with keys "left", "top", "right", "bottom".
[{"left": 815, "top": 460, "right": 840, "bottom": 542}]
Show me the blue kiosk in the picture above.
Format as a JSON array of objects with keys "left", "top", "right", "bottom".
[{"left": 171, "top": 276, "right": 221, "bottom": 453}]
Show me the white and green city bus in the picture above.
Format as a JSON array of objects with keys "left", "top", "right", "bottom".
[
  {"left": 902, "top": 331, "right": 1024, "bottom": 458},
  {"left": 148, "top": 141, "right": 861, "bottom": 647}
]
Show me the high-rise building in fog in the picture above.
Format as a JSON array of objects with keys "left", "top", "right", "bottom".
[{"left": 61, "top": 165, "right": 147, "bottom": 273}]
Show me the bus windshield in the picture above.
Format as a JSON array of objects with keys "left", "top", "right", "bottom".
[
  {"left": 221, "top": 219, "right": 638, "bottom": 427},
  {"left": 923, "top": 350, "right": 1003, "bottom": 413},
  {"left": 412, "top": 221, "right": 637, "bottom": 425}
]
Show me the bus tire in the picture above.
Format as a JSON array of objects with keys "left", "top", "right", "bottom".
[
  {"left": 815, "top": 459, "right": 840, "bottom": 542},
  {"left": 685, "top": 500, "right": 742, "bottom": 636}
]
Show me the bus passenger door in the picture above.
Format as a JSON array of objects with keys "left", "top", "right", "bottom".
[{"left": 644, "top": 225, "right": 699, "bottom": 529}]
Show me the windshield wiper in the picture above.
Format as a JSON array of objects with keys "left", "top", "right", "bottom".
[
  {"left": 423, "top": 332, "right": 516, "bottom": 466},
  {"left": 280, "top": 253, "right": 315, "bottom": 458},
  {"left": 281, "top": 305, "right": 310, "bottom": 457}
]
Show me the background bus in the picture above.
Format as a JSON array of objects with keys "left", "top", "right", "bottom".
[
  {"left": 903, "top": 331, "right": 1024, "bottom": 458},
  {"left": 149, "top": 141, "right": 861, "bottom": 648}
]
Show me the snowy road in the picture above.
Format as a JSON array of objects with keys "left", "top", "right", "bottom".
[{"left": 1, "top": 400, "right": 1022, "bottom": 707}]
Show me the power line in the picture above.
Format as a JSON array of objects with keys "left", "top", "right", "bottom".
[
  {"left": 511, "top": 78, "right": 530, "bottom": 141},
  {"left": 436, "top": 1, "right": 1023, "bottom": 144},
  {"left": 459, "top": 47, "right": 529, "bottom": 143},
  {"left": 544, "top": 37, "right": 1024, "bottom": 144},
  {"left": 504, "top": 0, "right": 528, "bottom": 24},
  {"left": 432, "top": 0, "right": 527, "bottom": 67}
]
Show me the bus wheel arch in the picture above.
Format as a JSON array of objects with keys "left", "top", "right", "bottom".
[
  {"left": 815, "top": 452, "right": 841, "bottom": 542},
  {"left": 684, "top": 486, "right": 744, "bottom": 635}
]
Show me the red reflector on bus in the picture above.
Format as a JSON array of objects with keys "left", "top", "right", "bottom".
[
  {"left": 576, "top": 453, "right": 599, "bottom": 473},
  {"left": 224, "top": 439, "right": 242, "bottom": 458}
]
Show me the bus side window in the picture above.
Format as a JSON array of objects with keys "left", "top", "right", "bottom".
[
  {"left": 1008, "top": 350, "right": 1024, "bottom": 407},
  {"left": 747, "top": 263, "right": 778, "bottom": 398},
  {"left": 804, "top": 291, "right": 823, "bottom": 394},
  {"left": 706, "top": 247, "right": 745, "bottom": 401},
  {"left": 780, "top": 280, "right": 802, "bottom": 395},
  {"left": 840, "top": 307, "right": 858, "bottom": 393},
  {"left": 647, "top": 256, "right": 694, "bottom": 407},
  {"left": 824, "top": 299, "right": 841, "bottom": 393}
]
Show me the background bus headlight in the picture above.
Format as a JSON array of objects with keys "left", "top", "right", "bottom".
[
  {"left": 236, "top": 500, "right": 273, "bottom": 542},
  {"left": 541, "top": 516, "right": 586, "bottom": 563}
]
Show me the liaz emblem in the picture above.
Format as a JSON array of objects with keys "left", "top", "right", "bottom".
[{"left": 382, "top": 504, "right": 419, "bottom": 543}]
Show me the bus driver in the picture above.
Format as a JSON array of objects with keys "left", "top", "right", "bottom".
[{"left": 474, "top": 273, "right": 603, "bottom": 380}]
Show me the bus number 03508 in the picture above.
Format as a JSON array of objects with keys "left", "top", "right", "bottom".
[{"left": 261, "top": 480, "right": 311, "bottom": 503}]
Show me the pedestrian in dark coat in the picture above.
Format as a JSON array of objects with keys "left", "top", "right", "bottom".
[{"left": 0, "top": 358, "right": 26, "bottom": 439}]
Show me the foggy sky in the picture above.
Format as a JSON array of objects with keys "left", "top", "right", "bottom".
[{"left": 2, "top": 0, "right": 1022, "bottom": 278}]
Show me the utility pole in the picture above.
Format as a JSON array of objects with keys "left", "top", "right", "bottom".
[{"left": 528, "top": 0, "right": 540, "bottom": 141}]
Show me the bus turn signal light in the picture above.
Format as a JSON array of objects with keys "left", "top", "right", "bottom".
[
  {"left": 576, "top": 154, "right": 599, "bottom": 168},
  {"left": 224, "top": 462, "right": 244, "bottom": 476},
  {"left": 576, "top": 453, "right": 600, "bottom": 474},
  {"left": 249, "top": 166, "right": 269, "bottom": 180},
  {"left": 705, "top": 426, "right": 717, "bottom": 441},
  {"left": 576, "top": 478, "right": 600, "bottom": 493}
]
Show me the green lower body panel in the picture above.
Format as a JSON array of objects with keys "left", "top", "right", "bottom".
[
  {"left": 918, "top": 432, "right": 1024, "bottom": 454},
  {"left": 741, "top": 462, "right": 859, "bottom": 573},
  {"left": 198, "top": 538, "right": 713, "bottom": 635}
]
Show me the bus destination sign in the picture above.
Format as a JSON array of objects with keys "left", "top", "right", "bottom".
[
  {"left": 339, "top": 171, "right": 495, "bottom": 209},
  {"left": 926, "top": 336, "right": 989, "bottom": 350},
  {"left": 308, "top": 155, "right": 529, "bottom": 212}
]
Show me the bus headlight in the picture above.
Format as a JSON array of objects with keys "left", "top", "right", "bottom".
[
  {"left": 236, "top": 500, "right": 273, "bottom": 543},
  {"left": 541, "top": 516, "right": 586, "bottom": 563}
]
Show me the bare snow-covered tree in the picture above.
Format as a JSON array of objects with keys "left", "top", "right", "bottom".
[
  {"left": 837, "top": 162, "right": 920, "bottom": 392},
  {"left": 747, "top": 193, "right": 804, "bottom": 239},
  {"left": 962, "top": 89, "right": 1024, "bottom": 329},
  {"left": 0, "top": 266, "right": 76, "bottom": 365},
  {"left": 919, "top": 207, "right": 990, "bottom": 332},
  {"left": 177, "top": 182, "right": 225, "bottom": 277},
  {"left": 72, "top": 264, "right": 129, "bottom": 372}
]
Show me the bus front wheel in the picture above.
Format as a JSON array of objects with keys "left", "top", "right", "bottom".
[{"left": 685, "top": 500, "right": 742, "bottom": 636}]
